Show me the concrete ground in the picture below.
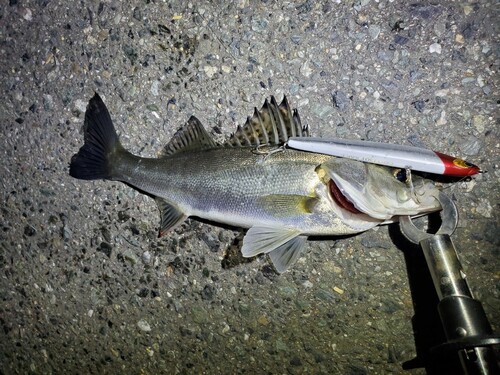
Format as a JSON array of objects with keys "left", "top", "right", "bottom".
[{"left": 1, "top": 1, "right": 498, "bottom": 374}]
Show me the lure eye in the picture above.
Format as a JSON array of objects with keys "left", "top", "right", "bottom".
[{"left": 394, "top": 168, "right": 409, "bottom": 183}]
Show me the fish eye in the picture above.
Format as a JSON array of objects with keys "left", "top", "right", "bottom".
[{"left": 393, "top": 168, "right": 408, "bottom": 183}]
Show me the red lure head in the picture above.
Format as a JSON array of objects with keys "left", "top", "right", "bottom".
[{"left": 434, "top": 151, "right": 480, "bottom": 176}]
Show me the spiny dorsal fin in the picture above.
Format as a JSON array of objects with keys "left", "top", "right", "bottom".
[
  {"left": 226, "top": 96, "right": 309, "bottom": 147},
  {"left": 161, "top": 116, "right": 218, "bottom": 157}
]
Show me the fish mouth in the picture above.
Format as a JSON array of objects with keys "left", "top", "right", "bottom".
[{"left": 328, "top": 179, "right": 362, "bottom": 214}]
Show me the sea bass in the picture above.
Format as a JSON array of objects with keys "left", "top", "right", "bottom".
[{"left": 70, "top": 94, "right": 441, "bottom": 272}]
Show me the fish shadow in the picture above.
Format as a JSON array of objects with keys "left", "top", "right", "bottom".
[{"left": 388, "top": 215, "right": 463, "bottom": 374}]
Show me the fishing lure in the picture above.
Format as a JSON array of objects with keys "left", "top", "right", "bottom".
[{"left": 287, "top": 137, "right": 480, "bottom": 177}]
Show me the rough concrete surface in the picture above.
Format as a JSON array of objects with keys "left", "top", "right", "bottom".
[{"left": 1, "top": 0, "right": 498, "bottom": 374}]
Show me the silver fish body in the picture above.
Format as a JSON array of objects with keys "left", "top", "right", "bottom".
[
  {"left": 115, "top": 147, "right": 375, "bottom": 234},
  {"left": 70, "top": 94, "right": 441, "bottom": 272}
]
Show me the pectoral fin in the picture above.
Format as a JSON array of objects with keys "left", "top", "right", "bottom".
[
  {"left": 155, "top": 198, "right": 187, "bottom": 237},
  {"left": 268, "top": 236, "right": 308, "bottom": 273},
  {"left": 258, "top": 194, "right": 318, "bottom": 217},
  {"left": 241, "top": 226, "right": 301, "bottom": 257}
]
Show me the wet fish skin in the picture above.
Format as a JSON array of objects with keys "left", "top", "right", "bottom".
[
  {"left": 114, "top": 147, "right": 338, "bottom": 228},
  {"left": 70, "top": 94, "right": 441, "bottom": 272}
]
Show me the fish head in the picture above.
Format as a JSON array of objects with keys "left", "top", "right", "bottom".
[{"left": 321, "top": 159, "right": 441, "bottom": 220}]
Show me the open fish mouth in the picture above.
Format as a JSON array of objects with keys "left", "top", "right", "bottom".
[
  {"left": 326, "top": 166, "right": 440, "bottom": 220},
  {"left": 328, "top": 179, "right": 363, "bottom": 215},
  {"left": 327, "top": 173, "right": 391, "bottom": 220}
]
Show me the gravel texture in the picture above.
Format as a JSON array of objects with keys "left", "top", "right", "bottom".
[{"left": 1, "top": 1, "right": 498, "bottom": 374}]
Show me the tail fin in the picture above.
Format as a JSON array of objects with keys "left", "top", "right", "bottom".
[{"left": 70, "top": 93, "right": 123, "bottom": 180}]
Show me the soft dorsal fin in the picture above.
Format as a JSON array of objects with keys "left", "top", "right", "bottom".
[
  {"left": 226, "top": 96, "right": 309, "bottom": 147},
  {"left": 161, "top": 116, "right": 218, "bottom": 156}
]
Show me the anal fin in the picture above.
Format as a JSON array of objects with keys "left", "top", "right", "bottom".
[{"left": 155, "top": 198, "right": 187, "bottom": 236}]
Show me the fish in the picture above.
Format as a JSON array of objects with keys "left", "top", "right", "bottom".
[{"left": 70, "top": 93, "right": 441, "bottom": 272}]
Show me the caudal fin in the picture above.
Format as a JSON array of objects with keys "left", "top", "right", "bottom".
[{"left": 70, "top": 93, "right": 123, "bottom": 180}]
